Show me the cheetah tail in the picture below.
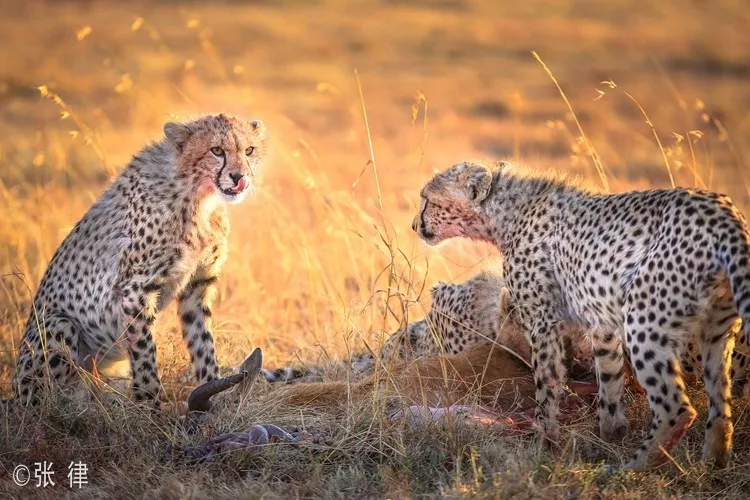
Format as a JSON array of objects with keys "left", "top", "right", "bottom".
[
  {"left": 261, "top": 367, "right": 307, "bottom": 383},
  {"left": 261, "top": 352, "right": 376, "bottom": 384},
  {"left": 722, "top": 216, "right": 750, "bottom": 342}
]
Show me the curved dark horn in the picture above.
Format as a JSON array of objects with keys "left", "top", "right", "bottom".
[
  {"left": 187, "top": 348, "right": 263, "bottom": 412},
  {"left": 238, "top": 347, "right": 263, "bottom": 377},
  {"left": 188, "top": 372, "right": 248, "bottom": 412}
]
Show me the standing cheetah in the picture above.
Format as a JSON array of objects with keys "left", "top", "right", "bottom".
[
  {"left": 14, "top": 114, "right": 267, "bottom": 406},
  {"left": 413, "top": 160, "right": 750, "bottom": 470}
]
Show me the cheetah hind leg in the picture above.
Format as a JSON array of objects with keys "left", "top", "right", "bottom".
[
  {"left": 729, "top": 328, "right": 750, "bottom": 397},
  {"left": 622, "top": 343, "right": 697, "bottom": 471},
  {"left": 732, "top": 350, "right": 750, "bottom": 397},
  {"left": 698, "top": 297, "right": 738, "bottom": 469},
  {"left": 13, "top": 315, "right": 81, "bottom": 404}
]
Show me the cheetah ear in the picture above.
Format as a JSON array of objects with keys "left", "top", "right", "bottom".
[
  {"left": 429, "top": 281, "right": 448, "bottom": 299},
  {"left": 163, "top": 122, "right": 192, "bottom": 150},
  {"left": 465, "top": 163, "right": 493, "bottom": 205},
  {"left": 496, "top": 160, "right": 511, "bottom": 170},
  {"left": 249, "top": 119, "right": 266, "bottom": 139}
]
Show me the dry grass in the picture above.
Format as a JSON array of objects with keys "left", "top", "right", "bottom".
[{"left": 1, "top": 0, "right": 750, "bottom": 497}]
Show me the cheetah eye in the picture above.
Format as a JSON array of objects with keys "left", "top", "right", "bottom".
[
  {"left": 245, "top": 146, "right": 255, "bottom": 157},
  {"left": 210, "top": 146, "right": 224, "bottom": 156}
]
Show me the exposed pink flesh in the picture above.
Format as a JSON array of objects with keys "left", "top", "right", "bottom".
[{"left": 568, "top": 380, "right": 599, "bottom": 397}]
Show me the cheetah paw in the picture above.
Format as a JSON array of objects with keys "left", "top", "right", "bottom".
[
  {"left": 599, "top": 411, "right": 629, "bottom": 442},
  {"left": 533, "top": 418, "right": 560, "bottom": 451}
]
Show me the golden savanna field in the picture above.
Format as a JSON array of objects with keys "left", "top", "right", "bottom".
[{"left": 1, "top": 0, "right": 750, "bottom": 497}]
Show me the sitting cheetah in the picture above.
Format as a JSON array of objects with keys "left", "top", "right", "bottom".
[
  {"left": 13, "top": 114, "right": 267, "bottom": 406},
  {"left": 261, "top": 268, "right": 594, "bottom": 384},
  {"left": 413, "top": 160, "right": 750, "bottom": 470}
]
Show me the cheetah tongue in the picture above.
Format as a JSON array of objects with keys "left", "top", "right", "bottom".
[{"left": 226, "top": 176, "right": 247, "bottom": 195}]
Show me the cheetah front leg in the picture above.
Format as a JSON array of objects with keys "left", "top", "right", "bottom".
[
  {"left": 526, "top": 317, "right": 568, "bottom": 447},
  {"left": 591, "top": 328, "right": 629, "bottom": 441},
  {"left": 510, "top": 264, "right": 568, "bottom": 447},
  {"left": 177, "top": 245, "right": 225, "bottom": 384}
]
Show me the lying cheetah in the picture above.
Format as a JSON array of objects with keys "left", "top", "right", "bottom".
[
  {"left": 262, "top": 268, "right": 750, "bottom": 396},
  {"left": 14, "top": 114, "right": 267, "bottom": 406},
  {"left": 261, "top": 268, "right": 594, "bottom": 384},
  {"left": 413, "top": 160, "right": 750, "bottom": 470}
]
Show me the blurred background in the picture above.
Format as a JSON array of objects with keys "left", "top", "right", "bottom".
[{"left": 1, "top": 0, "right": 748, "bottom": 391}]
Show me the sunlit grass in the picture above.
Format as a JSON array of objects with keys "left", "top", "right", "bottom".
[{"left": 1, "top": 0, "right": 749, "bottom": 496}]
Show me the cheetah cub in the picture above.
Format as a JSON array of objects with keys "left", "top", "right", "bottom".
[
  {"left": 413, "top": 160, "right": 750, "bottom": 471},
  {"left": 14, "top": 114, "right": 267, "bottom": 406}
]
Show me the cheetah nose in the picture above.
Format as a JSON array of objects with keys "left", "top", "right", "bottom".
[
  {"left": 411, "top": 216, "right": 419, "bottom": 232},
  {"left": 229, "top": 172, "right": 244, "bottom": 186}
]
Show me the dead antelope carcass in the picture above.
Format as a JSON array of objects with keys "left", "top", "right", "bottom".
[
  {"left": 176, "top": 343, "right": 604, "bottom": 462},
  {"left": 188, "top": 343, "right": 600, "bottom": 430}
]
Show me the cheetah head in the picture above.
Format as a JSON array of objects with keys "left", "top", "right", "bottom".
[
  {"left": 381, "top": 320, "right": 428, "bottom": 361},
  {"left": 164, "top": 114, "right": 267, "bottom": 203},
  {"left": 412, "top": 161, "right": 500, "bottom": 245}
]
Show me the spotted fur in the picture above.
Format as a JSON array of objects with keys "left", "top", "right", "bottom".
[
  {"left": 414, "top": 160, "right": 750, "bottom": 470},
  {"left": 13, "top": 114, "right": 267, "bottom": 406}
]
